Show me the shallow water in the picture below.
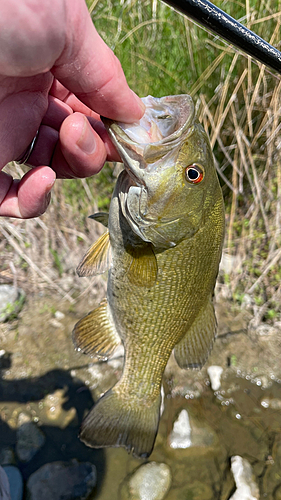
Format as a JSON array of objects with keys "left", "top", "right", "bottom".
[{"left": 1, "top": 295, "right": 281, "bottom": 499}]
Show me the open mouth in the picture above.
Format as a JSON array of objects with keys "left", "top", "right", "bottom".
[{"left": 114, "top": 95, "right": 195, "bottom": 148}]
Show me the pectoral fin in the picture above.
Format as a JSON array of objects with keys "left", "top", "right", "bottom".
[
  {"left": 174, "top": 297, "right": 217, "bottom": 369},
  {"left": 76, "top": 230, "right": 111, "bottom": 277},
  {"left": 126, "top": 244, "right": 158, "bottom": 287},
  {"left": 72, "top": 299, "right": 121, "bottom": 358}
]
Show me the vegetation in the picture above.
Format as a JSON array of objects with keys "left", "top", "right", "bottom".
[{"left": 1, "top": 0, "right": 280, "bottom": 324}]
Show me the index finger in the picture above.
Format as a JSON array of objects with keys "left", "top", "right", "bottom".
[{"left": 53, "top": 0, "right": 145, "bottom": 123}]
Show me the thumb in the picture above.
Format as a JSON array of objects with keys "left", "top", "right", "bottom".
[{"left": 53, "top": 0, "right": 144, "bottom": 123}]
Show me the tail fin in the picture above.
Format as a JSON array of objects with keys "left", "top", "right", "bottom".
[{"left": 79, "top": 388, "right": 161, "bottom": 459}]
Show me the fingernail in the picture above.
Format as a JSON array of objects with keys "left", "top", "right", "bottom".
[
  {"left": 77, "top": 117, "right": 96, "bottom": 154},
  {"left": 132, "top": 91, "right": 146, "bottom": 115}
]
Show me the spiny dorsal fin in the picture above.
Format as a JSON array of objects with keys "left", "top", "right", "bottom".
[
  {"left": 174, "top": 296, "right": 217, "bottom": 369},
  {"left": 76, "top": 230, "right": 111, "bottom": 277},
  {"left": 89, "top": 212, "right": 109, "bottom": 228},
  {"left": 72, "top": 299, "right": 120, "bottom": 359},
  {"left": 126, "top": 244, "right": 158, "bottom": 287}
]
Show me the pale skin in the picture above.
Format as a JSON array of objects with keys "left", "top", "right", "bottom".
[{"left": 0, "top": 0, "right": 145, "bottom": 218}]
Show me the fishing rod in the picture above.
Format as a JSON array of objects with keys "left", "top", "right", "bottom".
[{"left": 163, "top": 0, "right": 281, "bottom": 74}]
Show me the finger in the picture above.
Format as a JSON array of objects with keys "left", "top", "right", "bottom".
[
  {"left": 42, "top": 95, "right": 73, "bottom": 130},
  {"left": 27, "top": 113, "right": 120, "bottom": 178},
  {"left": 0, "top": 73, "right": 52, "bottom": 167},
  {"left": 0, "top": 167, "right": 55, "bottom": 218},
  {"left": 53, "top": 113, "right": 116, "bottom": 178},
  {"left": 50, "top": 79, "right": 100, "bottom": 119},
  {"left": 53, "top": 0, "right": 145, "bottom": 123}
]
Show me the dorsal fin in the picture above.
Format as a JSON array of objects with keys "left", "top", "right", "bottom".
[
  {"left": 72, "top": 299, "right": 121, "bottom": 359},
  {"left": 174, "top": 296, "right": 217, "bottom": 369},
  {"left": 76, "top": 230, "right": 111, "bottom": 277},
  {"left": 89, "top": 212, "right": 109, "bottom": 228},
  {"left": 126, "top": 244, "right": 158, "bottom": 287}
]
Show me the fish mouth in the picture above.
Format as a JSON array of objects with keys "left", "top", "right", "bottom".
[{"left": 102, "top": 95, "right": 196, "bottom": 183}]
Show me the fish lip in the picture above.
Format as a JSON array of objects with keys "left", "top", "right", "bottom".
[
  {"left": 102, "top": 95, "right": 195, "bottom": 185},
  {"left": 102, "top": 94, "right": 195, "bottom": 150}
]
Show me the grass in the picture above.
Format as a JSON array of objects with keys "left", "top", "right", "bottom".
[{"left": 1, "top": 0, "right": 281, "bottom": 324}]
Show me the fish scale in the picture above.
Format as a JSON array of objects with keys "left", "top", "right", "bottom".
[{"left": 72, "top": 94, "right": 225, "bottom": 458}]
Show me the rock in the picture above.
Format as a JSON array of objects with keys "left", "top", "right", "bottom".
[
  {"left": 169, "top": 409, "right": 216, "bottom": 450},
  {"left": 2, "top": 465, "right": 23, "bottom": 500},
  {"left": 0, "top": 285, "right": 25, "bottom": 322},
  {"left": 169, "top": 409, "right": 191, "bottom": 449},
  {"left": 207, "top": 365, "right": 223, "bottom": 391},
  {"left": 120, "top": 462, "right": 172, "bottom": 500},
  {"left": 0, "top": 448, "right": 15, "bottom": 466},
  {"left": 16, "top": 414, "right": 45, "bottom": 462},
  {"left": 48, "top": 318, "right": 64, "bottom": 329},
  {"left": 26, "top": 460, "right": 96, "bottom": 500},
  {"left": 230, "top": 456, "right": 259, "bottom": 500},
  {"left": 54, "top": 311, "right": 65, "bottom": 320}
]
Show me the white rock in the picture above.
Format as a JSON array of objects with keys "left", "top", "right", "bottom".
[
  {"left": 169, "top": 409, "right": 191, "bottom": 449},
  {"left": 124, "top": 462, "right": 172, "bottom": 500},
  {"left": 230, "top": 456, "right": 259, "bottom": 500},
  {"left": 207, "top": 365, "right": 223, "bottom": 391},
  {"left": 54, "top": 311, "right": 65, "bottom": 320}
]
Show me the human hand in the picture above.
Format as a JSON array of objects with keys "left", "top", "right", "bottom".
[{"left": 0, "top": 0, "right": 144, "bottom": 218}]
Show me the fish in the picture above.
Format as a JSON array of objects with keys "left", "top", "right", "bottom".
[{"left": 72, "top": 94, "right": 225, "bottom": 458}]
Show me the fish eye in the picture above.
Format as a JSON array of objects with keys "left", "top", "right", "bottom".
[{"left": 185, "top": 164, "right": 204, "bottom": 184}]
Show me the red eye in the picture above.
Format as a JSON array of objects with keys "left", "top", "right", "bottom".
[{"left": 185, "top": 164, "right": 204, "bottom": 184}]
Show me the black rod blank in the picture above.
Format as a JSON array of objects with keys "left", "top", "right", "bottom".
[{"left": 163, "top": 0, "right": 281, "bottom": 74}]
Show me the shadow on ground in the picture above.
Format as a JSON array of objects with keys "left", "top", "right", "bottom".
[{"left": 0, "top": 355, "right": 105, "bottom": 495}]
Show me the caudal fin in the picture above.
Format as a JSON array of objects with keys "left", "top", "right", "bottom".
[{"left": 79, "top": 388, "right": 161, "bottom": 459}]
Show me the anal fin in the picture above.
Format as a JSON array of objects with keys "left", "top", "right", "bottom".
[
  {"left": 174, "top": 296, "right": 217, "bottom": 369},
  {"left": 77, "top": 230, "right": 111, "bottom": 277},
  {"left": 72, "top": 299, "right": 121, "bottom": 358}
]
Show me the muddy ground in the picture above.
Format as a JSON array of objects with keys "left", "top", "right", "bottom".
[{"left": 1, "top": 290, "right": 281, "bottom": 499}]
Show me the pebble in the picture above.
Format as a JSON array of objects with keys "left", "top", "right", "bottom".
[
  {"left": 0, "top": 448, "right": 15, "bottom": 466},
  {"left": 54, "top": 311, "right": 65, "bottom": 320},
  {"left": 2, "top": 466, "right": 23, "bottom": 500},
  {"left": 230, "top": 455, "right": 259, "bottom": 500},
  {"left": 26, "top": 460, "right": 96, "bottom": 500},
  {"left": 169, "top": 409, "right": 191, "bottom": 449},
  {"left": 48, "top": 318, "right": 64, "bottom": 329},
  {"left": 16, "top": 413, "right": 45, "bottom": 462},
  {"left": 120, "top": 462, "right": 172, "bottom": 500},
  {"left": 207, "top": 365, "right": 223, "bottom": 391}
]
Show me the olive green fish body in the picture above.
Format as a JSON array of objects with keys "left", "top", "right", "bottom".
[{"left": 73, "top": 95, "right": 225, "bottom": 458}]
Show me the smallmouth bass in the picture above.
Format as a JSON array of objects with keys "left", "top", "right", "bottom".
[{"left": 73, "top": 95, "right": 225, "bottom": 458}]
